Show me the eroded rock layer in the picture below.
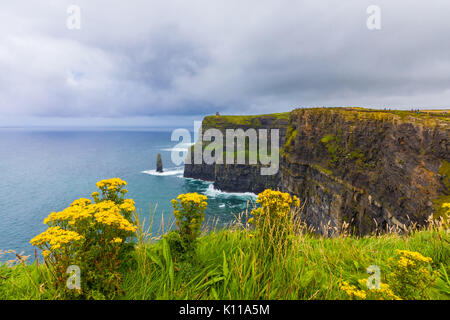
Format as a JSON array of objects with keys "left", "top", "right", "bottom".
[{"left": 184, "top": 108, "right": 449, "bottom": 234}]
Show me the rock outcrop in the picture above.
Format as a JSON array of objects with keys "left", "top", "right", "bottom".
[
  {"left": 156, "top": 153, "right": 163, "bottom": 173},
  {"left": 184, "top": 108, "right": 450, "bottom": 235}
]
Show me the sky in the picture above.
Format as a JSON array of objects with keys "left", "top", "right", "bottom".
[{"left": 1, "top": 0, "right": 450, "bottom": 128}]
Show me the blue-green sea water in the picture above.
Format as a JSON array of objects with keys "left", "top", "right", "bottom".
[{"left": 0, "top": 128, "right": 255, "bottom": 261}]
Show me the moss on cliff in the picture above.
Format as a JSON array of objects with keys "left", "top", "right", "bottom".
[
  {"left": 319, "top": 131, "right": 369, "bottom": 171},
  {"left": 280, "top": 126, "right": 297, "bottom": 157},
  {"left": 433, "top": 160, "right": 450, "bottom": 219},
  {"left": 320, "top": 133, "right": 343, "bottom": 167}
]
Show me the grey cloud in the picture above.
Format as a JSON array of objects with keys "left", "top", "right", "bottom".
[{"left": 0, "top": 0, "right": 450, "bottom": 126}]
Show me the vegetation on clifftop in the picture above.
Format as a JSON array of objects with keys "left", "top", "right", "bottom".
[
  {"left": 292, "top": 107, "right": 450, "bottom": 126},
  {"left": 202, "top": 112, "right": 290, "bottom": 129}
]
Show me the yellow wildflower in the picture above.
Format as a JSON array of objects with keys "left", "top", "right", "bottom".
[
  {"left": 395, "top": 250, "right": 432, "bottom": 263},
  {"left": 96, "top": 178, "right": 127, "bottom": 190},
  {"left": 339, "top": 281, "right": 367, "bottom": 299},
  {"left": 120, "top": 199, "right": 136, "bottom": 212},
  {"left": 30, "top": 226, "right": 84, "bottom": 250},
  {"left": 71, "top": 198, "right": 91, "bottom": 207},
  {"left": 250, "top": 189, "right": 300, "bottom": 220}
]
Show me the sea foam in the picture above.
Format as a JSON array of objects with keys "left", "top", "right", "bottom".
[
  {"left": 204, "top": 184, "right": 257, "bottom": 200},
  {"left": 141, "top": 167, "right": 184, "bottom": 176}
]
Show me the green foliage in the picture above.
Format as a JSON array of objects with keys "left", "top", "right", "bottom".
[
  {"left": 124, "top": 226, "right": 449, "bottom": 300},
  {"left": 281, "top": 126, "right": 297, "bottom": 156},
  {"left": 249, "top": 189, "right": 301, "bottom": 257},
  {"left": 170, "top": 193, "right": 208, "bottom": 257},
  {"left": 163, "top": 231, "right": 189, "bottom": 261},
  {"left": 320, "top": 132, "right": 371, "bottom": 170},
  {"left": 339, "top": 279, "right": 400, "bottom": 300},
  {"left": 388, "top": 250, "right": 439, "bottom": 299},
  {"left": 320, "top": 134, "right": 335, "bottom": 144},
  {"left": 2, "top": 226, "right": 449, "bottom": 300},
  {"left": 320, "top": 133, "right": 343, "bottom": 167},
  {"left": 340, "top": 249, "right": 442, "bottom": 300}
]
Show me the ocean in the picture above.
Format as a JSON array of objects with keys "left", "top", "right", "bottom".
[{"left": 0, "top": 128, "right": 256, "bottom": 261}]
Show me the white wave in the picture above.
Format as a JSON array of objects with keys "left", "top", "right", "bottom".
[
  {"left": 141, "top": 167, "right": 184, "bottom": 176},
  {"left": 161, "top": 148, "right": 189, "bottom": 152},
  {"left": 204, "top": 184, "right": 257, "bottom": 199},
  {"left": 182, "top": 176, "right": 214, "bottom": 183},
  {"left": 161, "top": 142, "right": 194, "bottom": 152}
]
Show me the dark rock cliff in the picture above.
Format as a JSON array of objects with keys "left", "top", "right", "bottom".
[
  {"left": 184, "top": 113, "right": 289, "bottom": 193},
  {"left": 184, "top": 108, "right": 449, "bottom": 234}
]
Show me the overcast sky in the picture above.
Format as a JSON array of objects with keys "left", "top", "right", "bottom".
[{"left": 1, "top": 0, "right": 450, "bottom": 127}]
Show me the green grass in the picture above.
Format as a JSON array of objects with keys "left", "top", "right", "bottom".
[
  {"left": 202, "top": 112, "right": 290, "bottom": 129},
  {"left": 1, "top": 226, "right": 449, "bottom": 300}
]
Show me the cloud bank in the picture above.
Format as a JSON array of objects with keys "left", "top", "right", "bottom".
[{"left": 1, "top": 0, "right": 450, "bottom": 126}]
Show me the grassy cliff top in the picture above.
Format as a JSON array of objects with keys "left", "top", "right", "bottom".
[
  {"left": 202, "top": 112, "right": 290, "bottom": 128},
  {"left": 292, "top": 107, "right": 450, "bottom": 126},
  {"left": 202, "top": 108, "right": 449, "bottom": 129}
]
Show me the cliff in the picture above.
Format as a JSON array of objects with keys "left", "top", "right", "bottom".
[
  {"left": 184, "top": 113, "right": 290, "bottom": 192},
  {"left": 184, "top": 108, "right": 449, "bottom": 235}
]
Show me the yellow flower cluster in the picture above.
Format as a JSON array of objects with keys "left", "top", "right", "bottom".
[
  {"left": 340, "top": 280, "right": 401, "bottom": 300},
  {"left": 387, "top": 249, "right": 437, "bottom": 299},
  {"left": 395, "top": 249, "right": 432, "bottom": 266},
  {"left": 172, "top": 193, "right": 208, "bottom": 208},
  {"left": 389, "top": 250, "right": 433, "bottom": 272},
  {"left": 43, "top": 197, "right": 136, "bottom": 232},
  {"left": 250, "top": 189, "right": 300, "bottom": 219},
  {"left": 71, "top": 198, "right": 92, "bottom": 207},
  {"left": 93, "top": 201, "right": 137, "bottom": 232},
  {"left": 30, "top": 178, "right": 136, "bottom": 297},
  {"left": 357, "top": 279, "right": 401, "bottom": 300},
  {"left": 44, "top": 201, "right": 92, "bottom": 225},
  {"left": 339, "top": 281, "right": 367, "bottom": 299},
  {"left": 111, "top": 237, "right": 122, "bottom": 244},
  {"left": 397, "top": 256, "right": 415, "bottom": 268},
  {"left": 171, "top": 192, "right": 208, "bottom": 244},
  {"left": 30, "top": 226, "right": 84, "bottom": 250},
  {"left": 257, "top": 189, "right": 300, "bottom": 209},
  {"left": 119, "top": 199, "right": 136, "bottom": 212},
  {"left": 96, "top": 178, "right": 127, "bottom": 190}
]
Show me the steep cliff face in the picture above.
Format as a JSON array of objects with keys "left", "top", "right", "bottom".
[
  {"left": 184, "top": 108, "right": 449, "bottom": 234},
  {"left": 282, "top": 108, "right": 449, "bottom": 234},
  {"left": 184, "top": 113, "right": 289, "bottom": 193}
]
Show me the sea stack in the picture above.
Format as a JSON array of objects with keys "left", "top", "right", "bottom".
[{"left": 156, "top": 153, "right": 163, "bottom": 173}]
